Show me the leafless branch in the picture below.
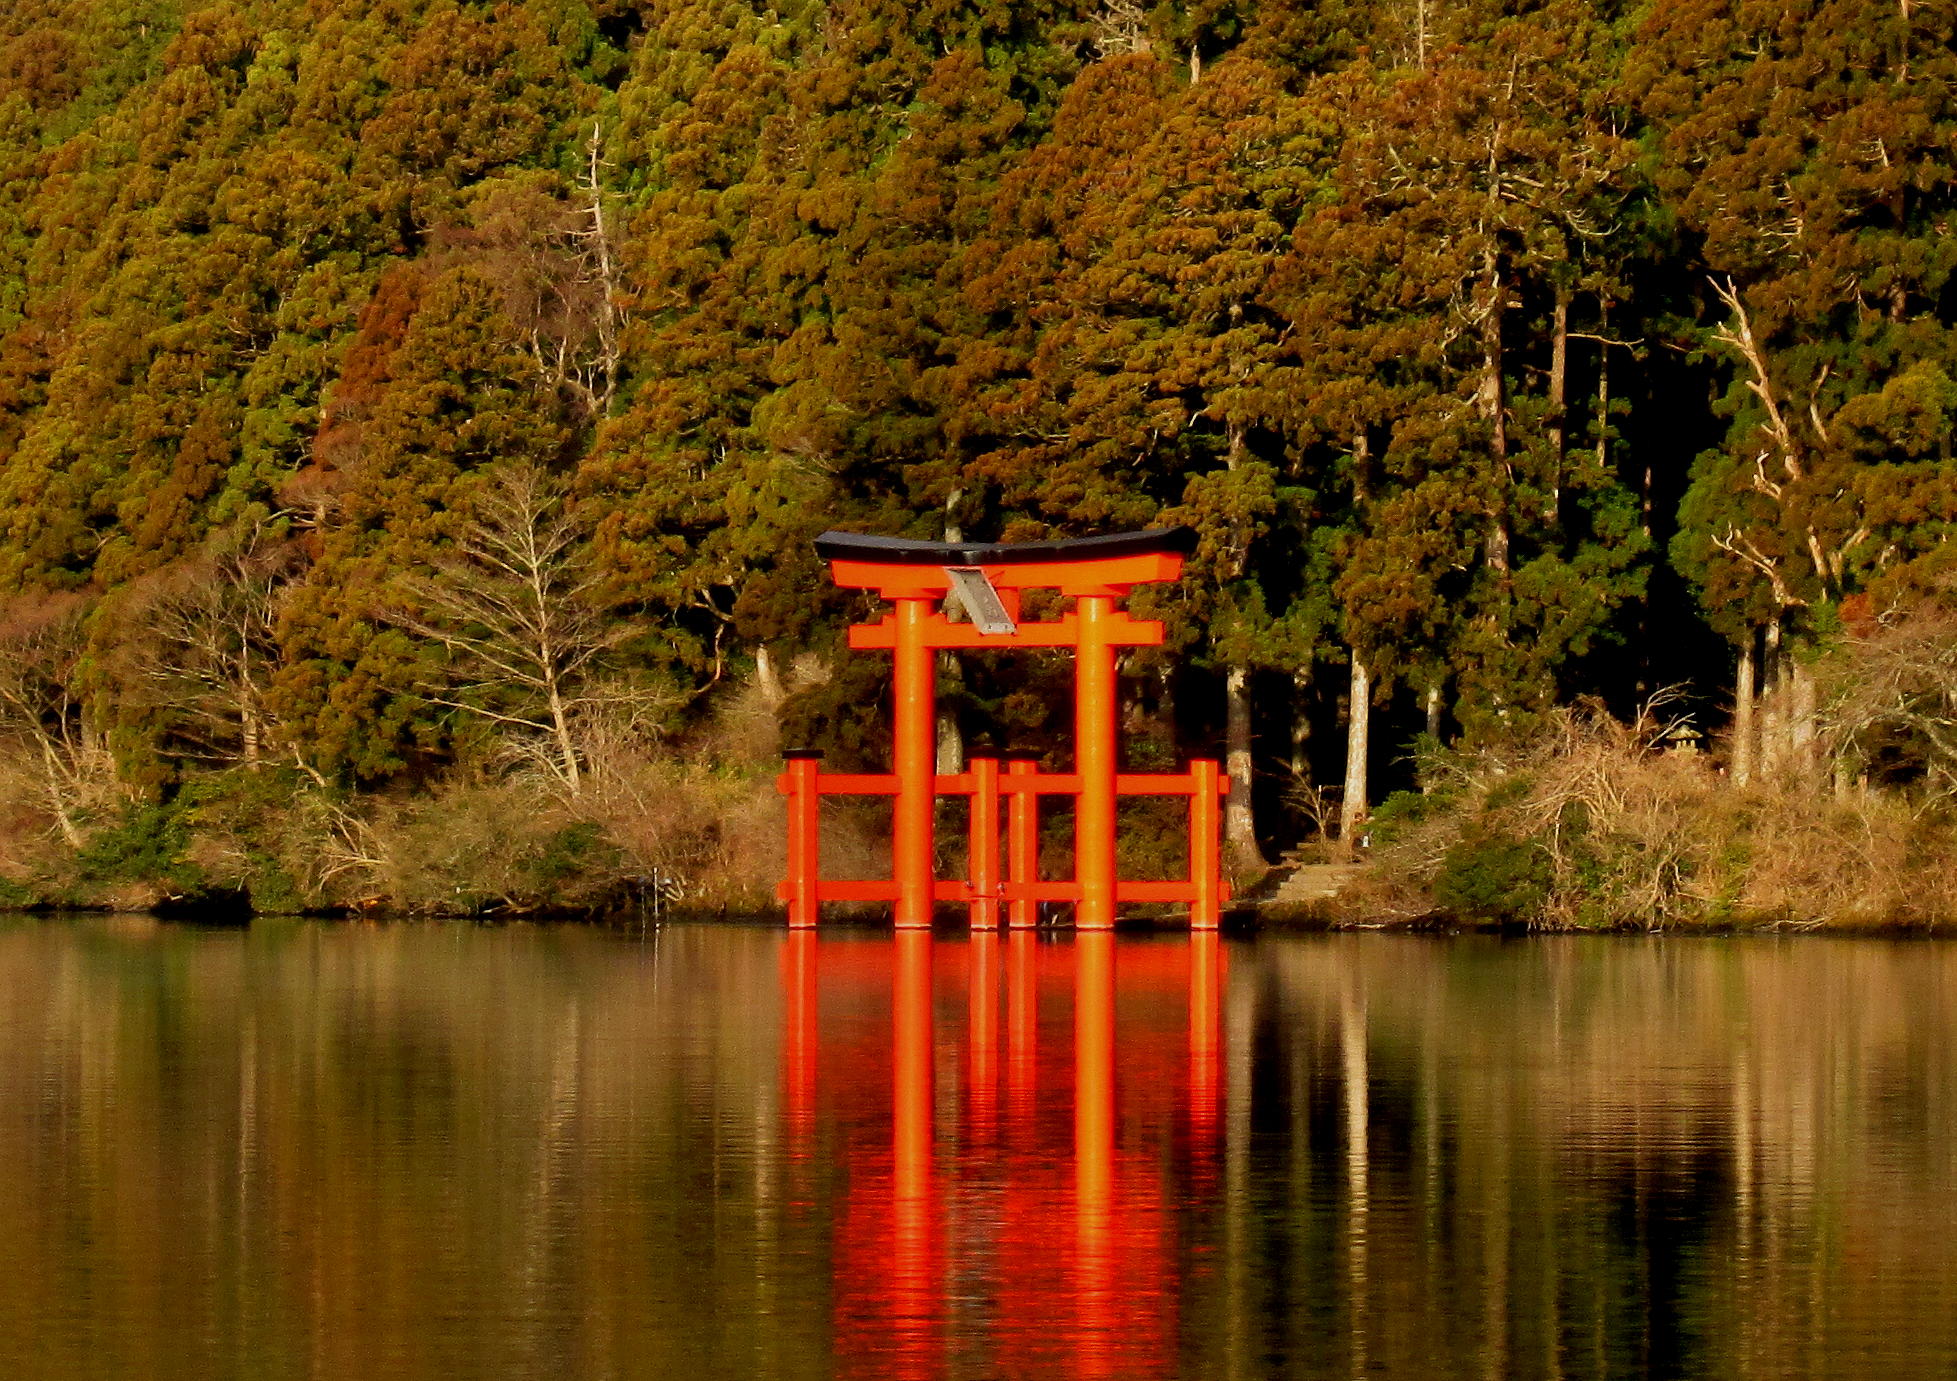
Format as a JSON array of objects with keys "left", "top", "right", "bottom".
[{"left": 387, "top": 463, "right": 654, "bottom": 799}]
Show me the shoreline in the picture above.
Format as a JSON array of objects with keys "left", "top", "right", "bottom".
[{"left": 4, "top": 897, "right": 1949, "bottom": 937}]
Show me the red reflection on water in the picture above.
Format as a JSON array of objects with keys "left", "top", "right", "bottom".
[
  {"left": 800, "top": 933, "right": 1221, "bottom": 1380},
  {"left": 1188, "top": 931, "right": 1224, "bottom": 1192},
  {"left": 781, "top": 931, "right": 818, "bottom": 1156},
  {"left": 825, "top": 932, "right": 945, "bottom": 1378},
  {"left": 969, "top": 931, "right": 999, "bottom": 1147},
  {"left": 1008, "top": 930, "right": 1038, "bottom": 1147}
]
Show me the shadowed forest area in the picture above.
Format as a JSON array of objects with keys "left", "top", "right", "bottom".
[{"left": 2, "top": 0, "right": 1956, "bottom": 923}]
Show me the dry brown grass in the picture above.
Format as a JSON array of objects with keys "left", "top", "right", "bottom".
[
  {"left": 1355, "top": 699, "right": 1957, "bottom": 929},
  {"left": 566, "top": 664, "right": 887, "bottom": 913}
]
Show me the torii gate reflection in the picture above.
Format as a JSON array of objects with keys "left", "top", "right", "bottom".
[{"left": 781, "top": 932, "right": 1227, "bottom": 1378}]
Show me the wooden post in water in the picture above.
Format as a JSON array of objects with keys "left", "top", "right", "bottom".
[
  {"left": 782, "top": 752, "right": 822, "bottom": 928},
  {"left": 891, "top": 598, "right": 937, "bottom": 930},
  {"left": 1006, "top": 757, "right": 1040, "bottom": 929},
  {"left": 968, "top": 756, "right": 1001, "bottom": 929},
  {"left": 1074, "top": 596, "right": 1120, "bottom": 931}
]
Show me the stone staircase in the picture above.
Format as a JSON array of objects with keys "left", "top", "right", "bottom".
[{"left": 1263, "top": 858, "right": 1368, "bottom": 907}]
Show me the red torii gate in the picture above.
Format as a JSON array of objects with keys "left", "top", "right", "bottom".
[{"left": 777, "top": 527, "right": 1229, "bottom": 930}]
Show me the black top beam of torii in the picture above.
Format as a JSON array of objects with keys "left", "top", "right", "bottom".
[{"left": 812, "top": 526, "right": 1199, "bottom": 568}]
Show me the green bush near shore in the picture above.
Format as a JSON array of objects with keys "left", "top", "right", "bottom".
[{"left": 1433, "top": 827, "right": 1553, "bottom": 926}]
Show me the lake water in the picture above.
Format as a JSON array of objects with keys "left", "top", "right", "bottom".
[{"left": 1, "top": 918, "right": 1953, "bottom": 1379}]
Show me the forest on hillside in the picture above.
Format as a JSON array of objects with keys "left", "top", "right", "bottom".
[{"left": 2, "top": 0, "right": 1956, "bottom": 922}]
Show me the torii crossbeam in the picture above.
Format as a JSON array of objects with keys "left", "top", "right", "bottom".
[{"left": 777, "top": 527, "right": 1229, "bottom": 930}]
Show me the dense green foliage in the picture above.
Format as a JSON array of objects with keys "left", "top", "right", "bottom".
[{"left": 3, "top": 0, "right": 1956, "bottom": 911}]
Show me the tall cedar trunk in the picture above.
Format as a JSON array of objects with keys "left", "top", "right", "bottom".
[
  {"left": 1340, "top": 653, "right": 1370, "bottom": 853},
  {"left": 1290, "top": 670, "right": 1311, "bottom": 779},
  {"left": 754, "top": 643, "right": 785, "bottom": 707},
  {"left": 937, "top": 501, "right": 965, "bottom": 773},
  {"left": 1548, "top": 289, "right": 1569, "bottom": 521},
  {"left": 1598, "top": 305, "right": 1613, "bottom": 480},
  {"left": 1760, "top": 617, "right": 1784, "bottom": 781},
  {"left": 1597, "top": 304, "right": 1654, "bottom": 696},
  {"left": 935, "top": 655, "right": 964, "bottom": 772},
  {"left": 1479, "top": 250, "right": 1511, "bottom": 574},
  {"left": 1343, "top": 429, "right": 1372, "bottom": 851},
  {"left": 1220, "top": 417, "right": 1261, "bottom": 867},
  {"left": 1224, "top": 663, "right": 1262, "bottom": 871},
  {"left": 936, "top": 696, "right": 964, "bottom": 775},
  {"left": 1790, "top": 657, "right": 1817, "bottom": 790},
  {"left": 1424, "top": 682, "right": 1443, "bottom": 743},
  {"left": 1732, "top": 634, "right": 1756, "bottom": 786}
]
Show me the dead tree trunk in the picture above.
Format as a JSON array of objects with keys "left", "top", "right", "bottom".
[
  {"left": 1548, "top": 288, "right": 1569, "bottom": 522},
  {"left": 1290, "top": 670, "right": 1311, "bottom": 781},
  {"left": 1478, "top": 250, "right": 1511, "bottom": 576}
]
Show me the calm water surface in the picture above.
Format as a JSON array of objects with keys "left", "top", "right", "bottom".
[{"left": 1, "top": 918, "right": 1953, "bottom": 1379}]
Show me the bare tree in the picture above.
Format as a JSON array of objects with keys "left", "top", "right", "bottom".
[
  {"left": 567, "top": 122, "right": 625, "bottom": 418},
  {"left": 1090, "top": 0, "right": 1151, "bottom": 58},
  {"left": 0, "top": 596, "right": 122, "bottom": 847},
  {"left": 1821, "top": 601, "right": 1957, "bottom": 802},
  {"left": 1707, "top": 277, "right": 1866, "bottom": 789},
  {"left": 126, "top": 521, "right": 301, "bottom": 769},
  {"left": 389, "top": 463, "right": 640, "bottom": 797},
  {"left": 462, "top": 127, "right": 625, "bottom": 422}
]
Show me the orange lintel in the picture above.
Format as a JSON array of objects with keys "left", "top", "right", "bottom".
[
  {"left": 771, "top": 879, "right": 982, "bottom": 903},
  {"left": 847, "top": 610, "right": 1164, "bottom": 652},
  {"left": 811, "top": 773, "right": 901, "bottom": 795},
  {"left": 998, "top": 773, "right": 1082, "bottom": 795},
  {"left": 1114, "top": 881, "right": 1193, "bottom": 902},
  {"left": 1137, "top": 880, "right": 1232, "bottom": 901},
  {"left": 799, "top": 879, "right": 898, "bottom": 901},
  {"left": 1113, "top": 772, "right": 1232, "bottom": 796},
  {"left": 827, "top": 552, "right": 1185, "bottom": 599},
  {"left": 999, "top": 880, "right": 1085, "bottom": 901}
]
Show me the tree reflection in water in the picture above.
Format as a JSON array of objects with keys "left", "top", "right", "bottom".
[{"left": 0, "top": 922, "right": 1954, "bottom": 1379}]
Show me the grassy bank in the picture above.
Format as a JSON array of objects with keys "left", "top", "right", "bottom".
[
  {"left": 0, "top": 683, "right": 810, "bottom": 920},
  {"left": 1286, "top": 703, "right": 1957, "bottom": 932},
  {"left": 8, "top": 685, "right": 1956, "bottom": 932}
]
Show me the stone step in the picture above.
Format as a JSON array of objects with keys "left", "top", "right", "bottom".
[{"left": 1269, "top": 862, "right": 1367, "bottom": 904}]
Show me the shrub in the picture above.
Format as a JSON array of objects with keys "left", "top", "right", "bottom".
[
  {"left": 74, "top": 802, "right": 199, "bottom": 890},
  {"left": 1433, "top": 827, "right": 1551, "bottom": 924}
]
